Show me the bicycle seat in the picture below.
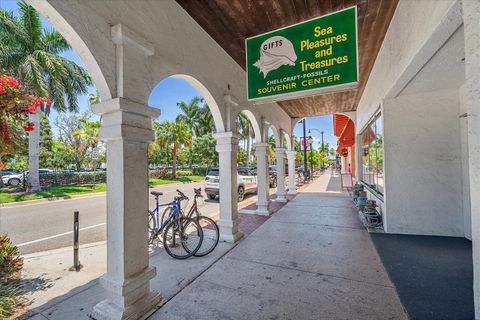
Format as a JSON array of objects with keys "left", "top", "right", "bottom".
[{"left": 150, "top": 191, "right": 163, "bottom": 197}]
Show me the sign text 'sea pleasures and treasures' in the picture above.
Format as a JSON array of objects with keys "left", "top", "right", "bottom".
[{"left": 246, "top": 7, "right": 358, "bottom": 102}]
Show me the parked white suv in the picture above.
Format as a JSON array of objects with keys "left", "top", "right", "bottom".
[
  {"left": 204, "top": 168, "right": 257, "bottom": 201},
  {"left": 1, "top": 169, "right": 53, "bottom": 187},
  {"left": 2, "top": 171, "right": 24, "bottom": 186}
]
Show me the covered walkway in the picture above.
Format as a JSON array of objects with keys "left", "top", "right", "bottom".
[{"left": 153, "top": 174, "right": 406, "bottom": 320}]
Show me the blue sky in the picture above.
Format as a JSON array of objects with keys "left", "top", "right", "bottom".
[{"left": 1, "top": 0, "right": 337, "bottom": 149}]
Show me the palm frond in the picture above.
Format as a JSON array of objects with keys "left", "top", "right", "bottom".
[
  {"left": 40, "top": 28, "right": 70, "bottom": 54},
  {"left": 18, "top": 1, "right": 42, "bottom": 45},
  {"left": 0, "top": 47, "right": 24, "bottom": 71},
  {"left": 0, "top": 7, "right": 30, "bottom": 49},
  {"left": 22, "top": 54, "right": 48, "bottom": 96}
]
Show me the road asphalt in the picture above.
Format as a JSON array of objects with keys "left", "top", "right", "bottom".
[{"left": 0, "top": 181, "right": 233, "bottom": 254}]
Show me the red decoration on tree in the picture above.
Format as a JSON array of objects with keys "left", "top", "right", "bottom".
[
  {"left": 0, "top": 71, "right": 51, "bottom": 149},
  {"left": 23, "top": 122, "right": 35, "bottom": 132}
]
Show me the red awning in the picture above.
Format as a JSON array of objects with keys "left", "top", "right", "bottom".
[
  {"left": 333, "top": 114, "right": 350, "bottom": 137},
  {"left": 334, "top": 114, "right": 355, "bottom": 153},
  {"left": 362, "top": 126, "right": 376, "bottom": 146}
]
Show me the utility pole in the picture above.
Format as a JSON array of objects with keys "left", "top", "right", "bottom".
[{"left": 321, "top": 131, "right": 324, "bottom": 152}]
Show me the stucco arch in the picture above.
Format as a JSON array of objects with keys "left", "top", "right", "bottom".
[
  {"left": 269, "top": 125, "right": 281, "bottom": 148},
  {"left": 169, "top": 74, "right": 225, "bottom": 133},
  {"left": 234, "top": 110, "right": 261, "bottom": 140},
  {"left": 283, "top": 131, "right": 292, "bottom": 151},
  {"left": 291, "top": 117, "right": 305, "bottom": 129},
  {"left": 30, "top": 0, "right": 112, "bottom": 101}
]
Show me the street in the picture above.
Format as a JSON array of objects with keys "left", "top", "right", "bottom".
[{"left": 0, "top": 181, "right": 229, "bottom": 254}]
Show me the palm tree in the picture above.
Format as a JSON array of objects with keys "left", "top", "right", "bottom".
[
  {"left": 237, "top": 113, "right": 253, "bottom": 166},
  {"left": 176, "top": 97, "right": 215, "bottom": 137},
  {"left": 267, "top": 135, "right": 276, "bottom": 163},
  {"left": 154, "top": 120, "right": 192, "bottom": 179},
  {"left": 0, "top": 1, "right": 92, "bottom": 191},
  {"left": 176, "top": 97, "right": 202, "bottom": 138},
  {"left": 196, "top": 104, "right": 215, "bottom": 136}
]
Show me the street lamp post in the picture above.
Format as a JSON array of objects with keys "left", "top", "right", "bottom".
[
  {"left": 302, "top": 119, "right": 308, "bottom": 183},
  {"left": 308, "top": 128, "right": 326, "bottom": 153},
  {"left": 307, "top": 135, "right": 314, "bottom": 180},
  {"left": 321, "top": 131, "right": 325, "bottom": 153}
]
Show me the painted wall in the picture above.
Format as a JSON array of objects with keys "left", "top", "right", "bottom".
[
  {"left": 356, "top": 0, "right": 460, "bottom": 132},
  {"left": 383, "top": 89, "right": 464, "bottom": 237},
  {"left": 459, "top": 84, "right": 472, "bottom": 240}
]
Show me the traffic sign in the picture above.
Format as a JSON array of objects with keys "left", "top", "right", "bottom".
[{"left": 92, "top": 148, "right": 99, "bottom": 160}]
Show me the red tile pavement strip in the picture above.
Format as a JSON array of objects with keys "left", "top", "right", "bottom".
[{"left": 208, "top": 179, "right": 315, "bottom": 236}]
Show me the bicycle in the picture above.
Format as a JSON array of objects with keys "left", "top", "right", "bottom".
[
  {"left": 148, "top": 191, "right": 203, "bottom": 259},
  {"left": 173, "top": 188, "right": 219, "bottom": 257}
]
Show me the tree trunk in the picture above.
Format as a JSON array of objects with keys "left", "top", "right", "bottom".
[
  {"left": 172, "top": 149, "right": 177, "bottom": 179},
  {"left": 28, "top": 112, "right": 41, "bottom": 192}
]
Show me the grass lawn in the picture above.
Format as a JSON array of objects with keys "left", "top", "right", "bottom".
[
  {"left": 148, "top": 175, "right": 204, "bottom": 186},
  {"left": 0, "top": 176, "right": 205, "bottom": 204}
]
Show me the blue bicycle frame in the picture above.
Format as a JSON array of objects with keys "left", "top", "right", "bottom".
[{"left": 150, "top": 197, "right": 182, "bottom": 234}]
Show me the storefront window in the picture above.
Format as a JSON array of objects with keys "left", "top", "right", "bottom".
[{"left": 361, "top": 114, "right": 383, "bottom": 194}]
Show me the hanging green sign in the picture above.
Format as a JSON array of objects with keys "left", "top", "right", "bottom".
[{"left": 246, "top": 6, "right": 358, "bottom": 102}]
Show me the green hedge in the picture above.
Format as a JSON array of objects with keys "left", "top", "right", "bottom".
[
  {"left": 149, "top": 169, "right": 195, "bottom": 179},
  {"left": 39, "top": 172, "right": 107, "bottom": 187},
  {"left": 192, "top": 167, "right": 211, "bottom": 176}
]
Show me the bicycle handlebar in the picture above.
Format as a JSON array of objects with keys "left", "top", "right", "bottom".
[
  {"left": 176, "top": 189, "right": 189, "bottom": 200},
  {"left": 194, "top": 188, "right": 203, "bottom": 198}
]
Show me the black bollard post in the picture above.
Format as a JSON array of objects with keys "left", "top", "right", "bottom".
[{"left": 69, "top": 211, "right": 82, "bottom": 271}]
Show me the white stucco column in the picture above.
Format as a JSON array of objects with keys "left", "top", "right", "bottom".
[
  {"left": 463, "top": 1, "right": 480, "bottom": 318},
  {"left": 275, "top": 148, "right": 287, "bottom": 202},
  {"left": 91, "top": 98, "right": 160, "bottom": 320},
  {"left": 287, "top": 150, "right": 297, "bottom": 195},
  {"left": 214, "top": 132, "right": 243, "bottom": 243},
  {"left": 255, "top": 143, "right": 271, "bottom": 215}
]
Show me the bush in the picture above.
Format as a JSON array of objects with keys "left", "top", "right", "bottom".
[
  {"left": 0, "top": 234, "right": 22, "bottom": 318},
  {"left": 176, "top": 170, "right": 193, "bottom": 177},
  {"left": 0, "top": 283, "right": 20, "bottom": 318},
  {"left": 0, "top": 234, "right": 23, "bottom": 280},
  {"left": 39, "top": 172, "right": 107, "bottom": 187},
  {"left": 149, "top": 169, "right": 194, "bottom": 179},
  {"left": 192, "top": 167, "right": 210, "bottom": 176},
  {"left": 149, "top": 169, "right": 169, "bottom": 179}
]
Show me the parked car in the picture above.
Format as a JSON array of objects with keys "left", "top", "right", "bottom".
[
  {"left": 1, "top": 168, "right": 54, "bottom": 187},
  {"left": 1, "top": 169, "right": 19, "bottom": 176},
  {"left": 1, "top": 170, "right": 23, "bottom": 186},
  {"left": 38, "top": 169, "right": 54, "bottom": 174},
  {"left": 267, "top": 166, "right": 278, "bottom": 188},
  {"left": 204, "top": 168, "right": 258, "bottom": 201},
  {"left": 269, "top": 164, "right": 288, "bottom": 175}
]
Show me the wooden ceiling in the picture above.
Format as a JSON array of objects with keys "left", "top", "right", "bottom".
[{"left": 176, "top": 0, "right": 399, "bottom": 118}]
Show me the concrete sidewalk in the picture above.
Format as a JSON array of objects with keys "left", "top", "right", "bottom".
[
  {"left": 153, "top": 173, "right": 407, "bottom": 319},
  {"left": 17, "top": 187, "right": 289, "bottom": 319},
  {"left": 21, "top": 241, "right": 235, "bottom": 320},
  {"left": 18, "top": 174, "right": 407, "bottom": 319}
]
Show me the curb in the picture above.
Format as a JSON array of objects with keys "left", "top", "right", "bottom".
[
  {"left": 0, "top": 191, "right": 106, "bottom": 208},
  {"left": 1, "top": 180, "right": 202, "bottom": 208}
]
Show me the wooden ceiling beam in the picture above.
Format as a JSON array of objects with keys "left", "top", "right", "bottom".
[{"left": 176, "top": 0, "right": 399, "bottom": 117}]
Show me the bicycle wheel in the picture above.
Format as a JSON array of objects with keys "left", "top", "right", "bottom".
[
  {"left": 163, "top": 217, "right": 203, "bottom": 259},
  {"left": 193, "top": 215, "right": 219, "bottom": 257},
  {"left": 148, "top": 210, "right": 158, "bottom": 245}
]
